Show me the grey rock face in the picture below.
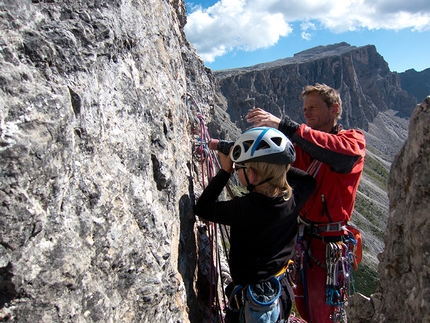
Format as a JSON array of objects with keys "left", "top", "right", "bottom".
[
  {"left": 347, "top": 97, "right": 430, "bottom": 322},
  {"left": 377, "top": 96, "right": 430, "bottom": 322},
  {"left": 0, "top": 0, "right": 235, "bottom": 322},
  {"left": 399, "top": 68, "right": 430, "bottom": 103}
]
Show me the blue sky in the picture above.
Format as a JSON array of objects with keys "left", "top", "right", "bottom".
[{"left": 184, "top": 0, "right": 430, "bottom": 73}]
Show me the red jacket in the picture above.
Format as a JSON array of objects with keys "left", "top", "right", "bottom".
[{"left": 279, "top": 121, "right": 366, "bottom": 224}]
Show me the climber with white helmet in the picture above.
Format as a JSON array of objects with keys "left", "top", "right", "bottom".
[{"left": 194, "top": 127, "right": 316, "bottom": 323}]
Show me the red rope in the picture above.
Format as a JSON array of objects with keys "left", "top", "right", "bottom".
[{"left": 189, "top": 94, "right": 236, "bottom": 322}]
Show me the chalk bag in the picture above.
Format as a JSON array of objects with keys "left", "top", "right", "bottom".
[{"left": 244, "top": 277, "right": 282, "bottom": 323}]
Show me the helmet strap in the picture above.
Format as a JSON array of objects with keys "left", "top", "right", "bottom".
[
  {"left": 244, "top": 168, "right": 273, "bottom": 192},
  {"left": 254, "top": 176, "right": 274, "bottom": 191},
  {"left": 243, "top": 168, "right": 255, "bottom": 191}
]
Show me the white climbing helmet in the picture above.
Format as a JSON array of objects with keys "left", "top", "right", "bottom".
[{"left": 230, "top": 127, "right": 296, "bottom": 165}]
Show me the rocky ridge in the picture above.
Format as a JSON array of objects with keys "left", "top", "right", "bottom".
[
  {"left": 399, "top": 68, "right": 430, "bottom": 104},
  {"left": 215, "top": 42, "right": 416, "bottom": 133}
]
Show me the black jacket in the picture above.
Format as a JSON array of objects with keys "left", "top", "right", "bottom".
[{"left": 194, "top": 167, "right": 316, "bottom": 286}]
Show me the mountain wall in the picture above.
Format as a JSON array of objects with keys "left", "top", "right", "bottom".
[
  {"left": 399, "top": 68, "right": 430, "bottom": 103},
  {"left": 215, "top": 43, "right": 416, "bottom": 136},
  {"left": 347, "top": 96, "right": 430, "bottom": 323},
  {"left": 0, "top": 1, "right": 237, "bottom": 322}
]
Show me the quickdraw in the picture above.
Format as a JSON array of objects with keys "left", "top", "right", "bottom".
[
  {"left": 324, "top": 234, "right": 357, "bottom": 322},
  {"left": 293, "top": 218, "right": 358, "bottom": 323},
  {"left": 325, "top": 242, "right": 348, "bottom": 307}
]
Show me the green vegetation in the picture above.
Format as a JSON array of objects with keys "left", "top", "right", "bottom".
[
  {"left": 362, "top": 154, "right": 390, "bottom": 190},
  {"left": 350, "top": 151, "right": 391, "bottom": 298},
  {"left": 352, "top": 262, "right": 379, "bottom": 296},
  {"left": 353, "top": 194, "right": 385, "bottom": 241}
]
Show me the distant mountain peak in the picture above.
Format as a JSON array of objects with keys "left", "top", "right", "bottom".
[
  {"left": 214, "top": 42, "right": 372, "bottom": 77},
  {"left": 293, "top": 42, "right": 357, "bottom": 59}
]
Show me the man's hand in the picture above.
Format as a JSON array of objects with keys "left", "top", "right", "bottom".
[{"left": 245, "top": 108, "right": 281, "bottom": 128}]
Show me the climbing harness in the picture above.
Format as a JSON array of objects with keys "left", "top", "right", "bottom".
[
  {"left": 293, "top": 216, "right": 360, "bottom": 323},
  {"left": 289, "top": 157, "right": 362, "bottom": 322}
]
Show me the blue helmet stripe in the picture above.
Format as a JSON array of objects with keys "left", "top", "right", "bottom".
[{"left": 250, "top": 127, "right": 269, "bottom": 156}]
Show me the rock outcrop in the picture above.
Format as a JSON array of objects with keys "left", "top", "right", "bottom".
[
  {"left": 377, "top": 96, "right": 430, "bottom": 322},
  {"left": 0, "top": 1, "right": 237, "bottom": 322},
  {"left": 347, "top": 96, "right": 430, "bottom": 323}
]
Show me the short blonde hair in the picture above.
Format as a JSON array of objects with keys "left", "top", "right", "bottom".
[
  {"left": 247, "top": 161, "right": 292, "bottom": 200},
  {"left": 301, "top": 83, "right": 342, "bottom": 120}
]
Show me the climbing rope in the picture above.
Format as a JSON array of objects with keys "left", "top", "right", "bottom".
[
  {"left": 288, "top": 313, "right": 309, "bottom": 323},
  {"left": 188, "top": 93, "right": 233, "bottom": 322}
]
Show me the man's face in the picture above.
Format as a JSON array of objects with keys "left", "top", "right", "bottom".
[{"left": 303, "top": 92, "right": 337, "bottom": 132}]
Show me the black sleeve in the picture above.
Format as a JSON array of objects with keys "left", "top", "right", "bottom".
[
  {"left": 278, "top": 116, "right": 300, "bottom": 139},
  {"left": 286, "top": 166, "right": 312, "bottom": 182},
  {"left": 291, "top": 134, "right": 361, "bottom": 174},
  {"left": 193, "top": 169, "right": 231, "bottom": 217},
  {"left": 193, "top": 169, "right": 245, "bottom": 226},
  {"left": 287, "top": 166, "right": 316, "bottom": 207}
]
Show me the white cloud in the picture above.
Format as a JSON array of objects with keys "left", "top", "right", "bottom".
[
  {"left": 301, "top": 32, "right": 312, "bottom": 41},
  {"left": 301, "top": 22, "right": 316, "bottom": 32},
  {"left": 185, "top": 0, "right": 292, "bottom": 62},
  {"left": 185, "top": 0, "right": 430, "bottom": 62},
  {"left": 300, "top": 22, "right": 316, "bottom": 41}
]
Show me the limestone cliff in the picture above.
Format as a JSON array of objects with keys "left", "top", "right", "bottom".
[
  {"left": 376, "top": 96, "right": 430, "bottom": 322},
  {"left": 347, "top": 96, "right": 430, "bottom": 323},
  {"left": 215, "top": 42, "right": 416, "bottom": 135},
  {"left": 0, "top": 0, "right": 237, "bottom": 322}
]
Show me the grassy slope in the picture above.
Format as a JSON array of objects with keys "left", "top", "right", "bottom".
[{"left": 351, "top": 148, "right": 391, "bottom": 296}]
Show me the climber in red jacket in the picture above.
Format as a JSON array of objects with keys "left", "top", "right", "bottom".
[{"left": 246, "top": 83, "right": 366, "bottom": 323}]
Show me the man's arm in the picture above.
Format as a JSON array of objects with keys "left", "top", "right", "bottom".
[{"left": 290, "top": 124, "right": 366, "bottom": 174}]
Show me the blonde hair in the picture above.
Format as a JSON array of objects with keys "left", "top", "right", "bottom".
[
  {"left": 247, "top": 161, "right": 292, "bottom": 200},
  {"left": 301, "top": 83, "right": 342, "bottom": 120}
]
